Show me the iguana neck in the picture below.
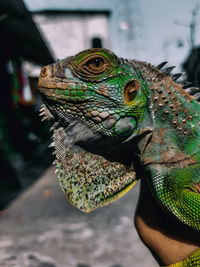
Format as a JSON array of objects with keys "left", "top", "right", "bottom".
[{"left": 133, "top": 61, "right": 200, "bottom": 165}]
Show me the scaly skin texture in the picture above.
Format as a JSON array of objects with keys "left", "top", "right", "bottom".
[
  {"left": 38, "top": 48, "right": 200, "bottom": 266},
  {"left": 167, "top": 248, "right": 200, "bottom": 266}
]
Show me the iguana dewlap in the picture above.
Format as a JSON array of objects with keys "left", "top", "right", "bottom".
[{"left": 38, "top": 48, "right": 200, "bottom": 266}]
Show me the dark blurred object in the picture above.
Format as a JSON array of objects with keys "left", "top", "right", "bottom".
[
  {"left": 0, "top": 0, "right": 54, "bottom": 64},
  {"left": 91, "top": 37, "right": 103, "bottom": 48},
  {"left": 183, "top": 46, "right": 200, "bottom": 87},
  {"left": 182, "top": 4, "right": 200, "bottom": 88},
  {"left": 0, "top": 0, "right": 55, "bottom": 210},
  {"left": 0, "top": 105, "right": 54, "bottom": 210}
]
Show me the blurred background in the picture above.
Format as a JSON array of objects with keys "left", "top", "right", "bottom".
[{"left": 0, "top": 0, "right": 200, "bottom": 266}]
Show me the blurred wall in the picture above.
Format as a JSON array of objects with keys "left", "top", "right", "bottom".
[
  {"left": 34, "top": 12, "right": 110, "bottom": 60},
  {"left": 24, "top": 0, "right": 141, "bottom": 60},
  {"left": 24, "top": 0, "right": 200, "bottom": 70}
]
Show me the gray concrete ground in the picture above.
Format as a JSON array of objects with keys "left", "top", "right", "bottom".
[{"left": 0, "top": 167, "right": 157, "bottom": 267}]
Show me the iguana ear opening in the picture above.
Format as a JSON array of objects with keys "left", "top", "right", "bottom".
[{"left": 123, "top": 79, "right": 141, "bottom": 105}]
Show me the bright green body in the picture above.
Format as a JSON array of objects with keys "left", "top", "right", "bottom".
[{"left": 38, "top": 48, "right": 200, "bottom": 266}]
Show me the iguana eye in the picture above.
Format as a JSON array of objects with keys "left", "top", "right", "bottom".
[
  {"left": 86, "top": 57, "right": 104, "bottom": 70},
  {"left": 123, "top": 80, "right": 141, "bottom": 104},
  {"left": 77, "top": 55, "right": 109, "bottom": 75}
]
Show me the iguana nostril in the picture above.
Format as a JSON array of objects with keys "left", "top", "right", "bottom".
[{"left": 40, "top": 66, "right": 48, "bottom": 77}]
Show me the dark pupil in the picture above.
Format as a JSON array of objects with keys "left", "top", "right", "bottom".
[
  {"left": 94, "top": 58, "right": 101, "bottom": 67},
  {"left": 91, "top": 58, "right": 103, "bottom": 67}
]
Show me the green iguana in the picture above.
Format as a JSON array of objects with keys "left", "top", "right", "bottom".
[{"left": 38, "top": 48, "right": 200, "bottom": 266}]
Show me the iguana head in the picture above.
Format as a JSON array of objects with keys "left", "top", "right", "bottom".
[
  {"left": 38, "top": 48, "right": 154, "bottom": 212},
  {"left": 38, "top": 49, "right": 154, "bottom": 151}
]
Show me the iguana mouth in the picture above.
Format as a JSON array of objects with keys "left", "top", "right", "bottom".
[
  {"left": 38, "top": 66, "right": 89, "bottom": 104},
  {"left": 39, "top": 88, "right": 90, "bottom": 105},
  {"left": 38, "top": 79, "right": 88, "bottom": 92}
]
